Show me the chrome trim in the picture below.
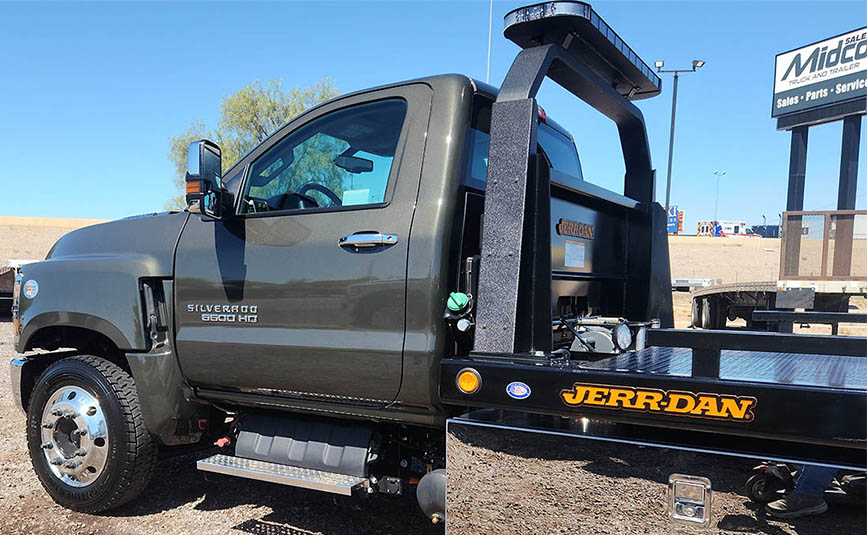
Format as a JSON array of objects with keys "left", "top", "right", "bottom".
[
  {"left": 40, "top": 384, "right": 110, "bottom": 487},
  {"left": 338, "top": 232, "right": 398, "bottom": 249},
  {"left": 10, "top": 358, "right": 27, "bottom": 413},
  {"left": 197, "top": 454, "right": 369, "bottom": 496}
]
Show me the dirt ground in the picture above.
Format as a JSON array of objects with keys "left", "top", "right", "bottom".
[
  {"left": 0, "top": 218, "right": 864, "bottom": 533},
  {"left": 447, "top": 426, "right": 865, "bottom": 535},
  {"left": 0, "top": 216, "right": 105, "bottom": 264}
]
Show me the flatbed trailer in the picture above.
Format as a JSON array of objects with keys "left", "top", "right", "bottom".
[
  {"left": 439, "top": 3, "right": 866, "bottom": 532},
  {"left": 442, "top": 329, "right": 867, "bottom": 468},
  {"left": 689, "top": 210, "right": 867, "bottom": 331}
]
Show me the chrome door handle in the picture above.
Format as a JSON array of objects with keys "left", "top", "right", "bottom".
[{"left": 338, "top": 232, "right": 398, "bottom": 248}]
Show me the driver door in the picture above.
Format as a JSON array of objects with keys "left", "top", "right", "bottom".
[{"left": 174, "top": 85, "right": 431, "bottom": 405}]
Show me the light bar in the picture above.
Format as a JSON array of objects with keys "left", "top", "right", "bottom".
[{"left": 504, "top": 1, "right": 662, "bottom": 100}]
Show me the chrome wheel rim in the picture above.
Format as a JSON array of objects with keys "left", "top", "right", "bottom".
[{"left": 39, "top": 385, "right": 110, "bottom": 488}]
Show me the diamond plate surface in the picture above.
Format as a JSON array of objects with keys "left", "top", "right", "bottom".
[
  {"left": 577, "top": 347, "right": 867, "bottom": 389},
  {"left": 577, "top": 347, "right": 693, "bottom": 375},
  {"left": 197, "top": 454, "right": 367, "bottom": 495}
]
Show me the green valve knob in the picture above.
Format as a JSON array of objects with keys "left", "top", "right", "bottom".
[{"left": 447, "top": 292, "right": 470, "bottom": 312}]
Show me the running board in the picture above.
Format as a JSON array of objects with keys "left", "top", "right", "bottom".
[{"left": 197, "top": 454, "right": 369, "bottom": 496}]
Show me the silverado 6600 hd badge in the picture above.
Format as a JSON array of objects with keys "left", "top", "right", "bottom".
[
  {"left": 187, "top": 303, "right": 258, "bottom": 323},
  {"left": 560, "top": 383, "right": 757, "bottom": 422}
]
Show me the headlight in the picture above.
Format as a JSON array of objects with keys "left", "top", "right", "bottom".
[{"left": 614, "top": 323, "right": 633, "bottom": 350}]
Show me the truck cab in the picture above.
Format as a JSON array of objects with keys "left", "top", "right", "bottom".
[{"left": 10, "top": 59, "right": 671, "bottom": 512}]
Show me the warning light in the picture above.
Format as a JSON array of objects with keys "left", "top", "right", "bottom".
[
  {"left": 186, "top": 181, "right": 203, "bottom": 195},
  {"left": 456, "top": 368, "right": 481, "bottom": 394}
]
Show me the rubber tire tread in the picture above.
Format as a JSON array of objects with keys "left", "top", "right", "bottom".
[{"left": 27, "top": 355, "right": 158, "bottom": 513}]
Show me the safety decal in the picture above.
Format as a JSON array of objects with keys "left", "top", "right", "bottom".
[
  {"left": 560, "top": 382, "right": 757, "bottom": 422},
  {"left": 23, "top": 279, "right": 39, "bottom": 299},
  {"left": 506, "top": 381, "right": 532, "bottom": 400}
]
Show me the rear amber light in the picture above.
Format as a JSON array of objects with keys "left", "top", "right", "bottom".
[{"left": 456, "top": 368, "right": 481, "bottom": 394}]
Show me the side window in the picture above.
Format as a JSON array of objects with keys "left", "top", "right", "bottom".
[
  {"left": 463, "top": 96, "right": 584, "bottom": 190},
  {"left": 241, "top": 99, "right": 408, "bottom": 214}
]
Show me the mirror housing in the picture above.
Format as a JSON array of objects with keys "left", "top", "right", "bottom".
[
  {"left": 185, "top": 140, "right": 223, "bottom": 219},
  {"left": 334, "top": 155, "right": 374, "bottom": 174}
]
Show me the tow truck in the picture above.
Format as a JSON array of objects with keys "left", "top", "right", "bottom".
[{"left": 9, "top": 2, "right": 865, "bottom": 531}]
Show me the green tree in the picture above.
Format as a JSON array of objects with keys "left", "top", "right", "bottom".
[{"left": 167, "top": 77, "right": 339, "bottom": 208}]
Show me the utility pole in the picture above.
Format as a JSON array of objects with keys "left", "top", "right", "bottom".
[
  {"left": 655, "top": 59, "right": 706, "bottom": 212},
  {"left": 714, "top": 169, "right": 726, "bottom": 221}
]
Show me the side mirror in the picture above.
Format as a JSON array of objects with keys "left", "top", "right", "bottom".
[{"left": 185, "top": 140, "right": 223, "bottom": 219}]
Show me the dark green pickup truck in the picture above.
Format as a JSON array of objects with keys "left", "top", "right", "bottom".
[{"left": 10, "top": 2, "right": 865, "bottom": 530}]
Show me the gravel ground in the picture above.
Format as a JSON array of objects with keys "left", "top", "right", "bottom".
[
  {"left": 447, "top": 425, "right": 866, "bottom": 535},
  {"left": 0, "top": 320, "right": 441, "bottom": 535}
]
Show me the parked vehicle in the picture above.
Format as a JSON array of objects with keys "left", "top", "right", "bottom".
[{"left": 697, "top": 219, "right": 759, "bottom": 237}]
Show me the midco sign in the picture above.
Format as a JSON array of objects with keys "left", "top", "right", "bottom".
[{"left": 772, "top": 27, "right": 867, "bottom": 118}]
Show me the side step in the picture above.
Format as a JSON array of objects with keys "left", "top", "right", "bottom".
[{"left": 197, "top": 454, "right": 369, "bottom": 496}]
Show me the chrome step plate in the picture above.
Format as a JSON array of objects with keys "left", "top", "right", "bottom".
[{"left": 197, "top": 454, "right": 368, "bottom": 496}]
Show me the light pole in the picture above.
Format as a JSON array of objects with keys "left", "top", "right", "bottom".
[
  {"left": 655, "top": 59, "right": 706, "bottom": 212},
  {"left": 713, "top": 169, "right": 726, "bottom": 221}
]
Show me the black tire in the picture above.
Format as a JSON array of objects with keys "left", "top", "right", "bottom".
[
  {"left": 27, "top": 355, "right": 158, "bottom": 513},
  {"left": 700, "top": 298, "right": 712, "bottom": 330},
  {"left": 745, "top": 473, "right": 782, "bottom": 503},
  {"left": 690, "top": 298, "right": 701, "bottom": 328}
]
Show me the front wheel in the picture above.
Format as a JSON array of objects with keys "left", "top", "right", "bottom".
[{"left": 27, "top": 355, "right": 158, "bottom": 512}]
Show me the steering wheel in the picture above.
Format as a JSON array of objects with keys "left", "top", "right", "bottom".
[{"left": 297, "top": 183, "right": 342, "bottom": 207}]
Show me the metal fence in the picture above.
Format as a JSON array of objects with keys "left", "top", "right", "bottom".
[{"left": 780, "top": 210, "right": 867, "bottom": 280}]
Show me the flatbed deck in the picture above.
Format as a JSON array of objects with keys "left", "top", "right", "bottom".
[{"left": 441, "top": 330, "right": 867, "bottom": 469}]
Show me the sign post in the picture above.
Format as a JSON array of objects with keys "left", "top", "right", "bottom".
[
  {"left": 773, "top": 28, "right": 865, "bottom": 276},
  {"left": 667, "top": 206, "right": 679, "bottom": 234}
]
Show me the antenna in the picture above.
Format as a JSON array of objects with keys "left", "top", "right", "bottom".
[{"left": 486, "top": 0, "right": 493, "bottom": 83}]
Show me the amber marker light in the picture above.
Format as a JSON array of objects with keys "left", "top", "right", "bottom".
[
  {"left": 186, "top": 181, "right": 202, "bottom": 194},
  {"left": 456, "top": 368, "right": 481, "bottom": 394}
]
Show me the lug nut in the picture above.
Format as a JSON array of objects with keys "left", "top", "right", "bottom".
[
  {"left": 431, "top": 513, "right": 442, "bottom": 524},
  {"left": 42, "top": 422, "right": 54, "bottom": 429},
  {"left": 63, "top": 460, "right": 81, "bottom": 469},
  {"left": 74, "top": 429, "right": 87, "bottom": 437},
  {"left": 49, "top": 458, "right": 63, "bottom": 466},
  {"left": 41, "top": 442, "right": 53, "bottom": 449},
  {"left": 51, "top": 409, "right": 63, "bottom": 417},
  {"left": 75, "top": 448, "right": 87, "bottom": 457},
  {"left": 86, "top": 407, "right": 97, "bottom": 416}
]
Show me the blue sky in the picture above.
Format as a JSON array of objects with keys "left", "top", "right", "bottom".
[{"left": 1, "top": 1, "right": 864, "bottom": 232}]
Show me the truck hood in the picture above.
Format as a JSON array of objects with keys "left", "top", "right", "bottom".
[{"left": 46, "top": 211, "right": 190, "bottom": 277}]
